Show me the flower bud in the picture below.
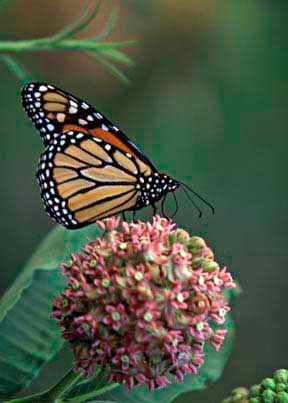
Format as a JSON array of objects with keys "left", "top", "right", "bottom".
[
  {"left": 274, "top": 369, "right": 288, "bottom": 384},
  {"left": 250, "top": 385, "right": 261, "bottom": 397},
  {"left": 277, "top": 391, "right": 288, "bottom": 403},
  {"left": 262, "top": 389, "right": 276, "bottom": 402},
  {"left": 276, "top": 383, "right": 286, "bottom": 393},
  {"left": 262, "top": 378, "right": 276, "bottom": 390},
  {"left": 202, "top": 260, "right": 219, "bottom": 272}
]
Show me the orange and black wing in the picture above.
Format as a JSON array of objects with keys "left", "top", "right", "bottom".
[
  {"left": 21, "top": 82, "right": 156, "bottom": 171},
  {"left": 37, "top": 129, "right": 153, "bottom": 228},
  {"left": 22, "top": 82, "right": 158, "bottom": 228}
]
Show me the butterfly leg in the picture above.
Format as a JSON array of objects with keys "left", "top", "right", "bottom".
[
  {"left": 122, "top": 212, "right": 127, "bottom": 221},
  {"left": 132, "top": 209, "right": 136, "bottom": 222},
  {"left": 161, "top": 195, "right": 169, "bottom": 220},
  {"left": 152, "top": 203, "right": 157, "bottom": 216},
  {"left": 171, "top": 191, "right": 179, "bottom": 218}
]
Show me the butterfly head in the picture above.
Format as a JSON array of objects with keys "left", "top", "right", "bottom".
[{"left": 136, "top": 172, "right": 179, "bottom": 209}]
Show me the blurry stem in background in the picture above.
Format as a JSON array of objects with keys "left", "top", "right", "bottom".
[
  {"left": 0, "top": 0, "right": 135, "bottom": 84},
  {"left": 0, "top": 54, "right": 32, "bottom": 85},
  {"left": 0, "top": 39, "right": 135, "bottom": 53}
]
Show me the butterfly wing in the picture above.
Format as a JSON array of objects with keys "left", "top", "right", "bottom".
[
  {"left": 37, "top": 130, "right": 152, "bottom": 229},
  {"left": 21, "top": 82, "right": 155, "bottom": 172}
]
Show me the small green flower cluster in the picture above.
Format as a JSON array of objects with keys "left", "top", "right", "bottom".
[{"left": 222, "top": 369, "right": 288, "bottom": 403}]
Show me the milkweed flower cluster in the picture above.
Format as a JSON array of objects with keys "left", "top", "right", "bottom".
[{"left": 52, "top": 215, "right": 235, "bottom": 392}]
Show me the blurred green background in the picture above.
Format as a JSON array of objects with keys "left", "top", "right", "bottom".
[{"left": 0, "top": 0, "right": 287, "bottom": 401}]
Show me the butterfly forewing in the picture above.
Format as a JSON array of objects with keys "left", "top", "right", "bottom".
[
  {"left": 37, "top": 130, "right": 143, "bottom": 228},
  {"left": 21, "top": 83, "right": 156, "bottom": 170}
]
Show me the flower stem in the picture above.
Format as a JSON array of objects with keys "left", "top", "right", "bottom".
[
  {"left": 43, "top": 368, "right": 83, "bottom": 401},
  {"left": 3, "top": 369, "right": 82, "bottom": 403},
  {"left": 65, "top": 382, "right": 119, "bottom": 403}
]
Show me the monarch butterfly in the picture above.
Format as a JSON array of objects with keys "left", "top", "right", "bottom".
[{"left": 21, "top": 83, "right": 214, "bottom": 229}]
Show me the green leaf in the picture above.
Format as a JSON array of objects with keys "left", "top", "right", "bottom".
[
  {"left": 0, "top": 225, "right": 100, "bottom": 399},
  {"left": 51, "top": 0, "right": 101, "bottom": 42},
  {"left": 86, "top": 52, "right": 130, "bottom": 84},
  {"left": 91, "top": 7, "right": 119, "bottom": 42},
  {"left": 81, "top": 296, "right": 236, "bottom": 403},
  {"left": 98, "top": 48, "right": 134, "bottom": 66}
]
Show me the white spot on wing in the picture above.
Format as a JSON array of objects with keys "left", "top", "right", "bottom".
[
  {"left": 69, "top": 106, "right": 78, "bottom": 114},
  {"left": 79, "top": 119, "right": 88, "bottom": 125}
]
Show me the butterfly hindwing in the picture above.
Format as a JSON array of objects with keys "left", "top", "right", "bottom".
[{"left": 37, "top": 130, "right": 142, "bottom": 228}]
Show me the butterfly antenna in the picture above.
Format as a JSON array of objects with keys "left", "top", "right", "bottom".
[
  {"left": 179, "top": 181, "right": 215, "bottom": 214},
  {"left": 171, "top": 191, "right": 179, "bottom": 218},
  {"left": 180, "top": 186, "right": 203, "bottom": 218}
]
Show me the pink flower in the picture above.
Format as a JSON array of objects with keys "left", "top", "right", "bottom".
[{"left": 52, "top": 215, "right": 236, "bottom": 391}]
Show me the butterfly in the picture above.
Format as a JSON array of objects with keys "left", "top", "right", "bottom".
[{"left": 21, "top": 83, "right": 214, "bottom": 229}]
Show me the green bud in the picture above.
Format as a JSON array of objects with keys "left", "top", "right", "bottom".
[
  {"left": 101, "top": 279, "right": 110, "bottom": 288},
  {"left": 90, "top": 259, "right": 97, "bottom": 267},
  {"left": 71, "top": 280, "right": 79, "bottom": 290},
  {"left": 262, "top": 378, "right": 276, "bottom": 390},
  {"left": 173, "top": 229, "right": 189, "bottom": 242},
  {"left": 250, "top": 385, "right": 261, "bottom": 397},
  {"left": 276, "top": 391, "right": 288, "bottom": 403},
  {"left": 62, "top": 298, "right": 68, "bottom": 307},
  {"left": 231, "top": 394, "right": 245, "bottom": 402},
  {"left": 121, "top": 354, "right": 129, "bottom": 363},
  {"left": 168, "top": 232, "right": 178, "bottom": 244},
  {"left": 262, "top": 389, "right": 276, "bottom": 403},
  {"left": 187, "top": 236, "right": 206, "bottom": 251},
  {"left": 191, "top": 236, "right": 205, "bottom": 246},
  {"left": 192, "top": 257, "right": 206, "bottom": 268},
  {"left": 144, "top": 312, "right": 153, "bottom": 322},
  {"left": 134, "top": 271, "right": 144, "bottom": 281},
  {"left": 177, "top": 293, "right": 184, "bottom": 303},
  {"left": 195, "top": 322, "right": 204, "bottom": 331},
  {"left": 202, "top": 260, "right": 219, "bottom": 272},
  {"left": 232, "top": 387, "right": 249, "bottom": 398},
  {"left": 274, "top": 369, "right": 288, "bottom": 384},
  {"left": 221, "top": 398, "right": 232, "bottom": 403},
  {"left": 119, "top": 242, "right": 127, "bottom": 250},
  {"left": 111, "top": 311, "right": 121, "bottom": 321},
  {"left": 276, "top": 383, "right": 286, "bottom": 393},
  {"left": 81, "top": 323, "right": 90, "bottom": 332},
  {"left": 96, "top": 348, "right": 103, "bottom": 355}
]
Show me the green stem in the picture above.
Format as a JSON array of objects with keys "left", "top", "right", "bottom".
[
  {"left": 65, "top": 383, "right": 119, "bottom": 403},
  {"left": 2, "top": 392, "right": 48, "bottom": 403},
  {"left": 4, "top": 369, "right": 82, "bottom": 403},
  {"left": 0, "top": 38, "right": 136, "bottom": 53},
  {"left": 44, "top": 368, "right": 82, "bottom": 401}
]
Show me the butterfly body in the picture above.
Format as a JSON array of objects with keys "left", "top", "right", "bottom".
[{"left": 22, "top": 83, "right": 181, "bottom": 229}]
